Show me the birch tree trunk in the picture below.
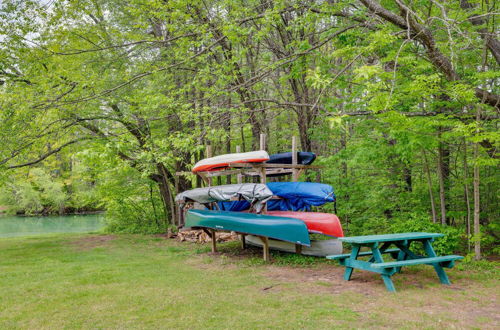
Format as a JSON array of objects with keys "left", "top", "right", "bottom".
[
  {"left": 473, "top": 107, "right": 481, "bottom": 260},
  {"left": 463, "top": 140, "right": 472, "bottom": 252}
]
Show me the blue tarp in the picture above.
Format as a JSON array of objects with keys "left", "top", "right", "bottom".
[
  {"left": 218, "top": 200, "right": 251, "bottom": 212},
  {"left": 217, "top": 182, "right": 335, "bottom": 212}
]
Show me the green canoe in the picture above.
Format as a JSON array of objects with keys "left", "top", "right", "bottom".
[{"left": 185, "top": 209, "right": 311, "bottom": 246}]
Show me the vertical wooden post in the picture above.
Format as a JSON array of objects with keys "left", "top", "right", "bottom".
[
  {"left": 236, "top": 145, "right": 243, "bottom": 184},
  {"left": 260, "top": 167, "right": 266, "bottom": 184},
  {"left": 259, "top": 134, "right": 267, "bottom": 184},
  {"left": 259, "top": 236, "right": 270, "bottom": 262},
  {"left": 210, "top": 230, "right": 217, "bottom": 253},
  {"left": 259, "top": 133, "right": 266, "bottom": 150},
  {"left": 240, "top": 234, "right": 246, "bottom": 249},
  {"left": 295, "top": 244, "right": 302, "bottom": 254},
  {"left": 292, "top": 136, "right": 299, "bottom": 181}
]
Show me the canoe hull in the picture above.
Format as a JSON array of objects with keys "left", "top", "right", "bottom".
[
  {"left": 193, "top": 151, "right": 269, "bottom": 172},
  {"left": 265, "top": 211, "right": 344, "bottom": 237},
  {"left": 245, "top": 235, "right": 342, "bottom": 257},
  {"left": 267, "top": 152, "right": 316, "bottom": 165},
  {"left": 185, "top": 209, "right": 311, "bottom": 246}
]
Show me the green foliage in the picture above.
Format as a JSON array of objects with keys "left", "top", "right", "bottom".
[
  {"left": 0, "top": 160, "right": 101, "bottom": 215},
  {"left": 0, "top": 168, "right": 66, "bottom": 214},
  {"left": 0, "top": 0, "right": 498, "bottom": 255},
  {"left": 388, "top": 213, "right": 462, "bottom": 255}
]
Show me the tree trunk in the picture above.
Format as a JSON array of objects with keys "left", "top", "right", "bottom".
[
  {"left": 155, "top": 163, "right": 177, "bottom": 228},
  {"left": 463, "top": 140, "right": 472, "bottom": 251},
  {"left": 423, "top": 150, "right": 437, "bottom": 223},
  {"left": 473, "top": 108, "right": 481, "bottom": 260},
  {"left": 437, "top": 140, "right": 449, "bottom": 225}
]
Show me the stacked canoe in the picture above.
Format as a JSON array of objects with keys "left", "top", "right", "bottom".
[{"left": 177, "top": 150, "right": 344, "bottom": 258}]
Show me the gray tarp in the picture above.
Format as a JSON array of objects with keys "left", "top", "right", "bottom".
[{"left": 175, "top": 183, "right": 273, "bottom": 212}]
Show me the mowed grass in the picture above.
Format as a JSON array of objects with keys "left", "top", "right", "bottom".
[{"left": 0, "top": 234, "right": 498, "bottom": 329}]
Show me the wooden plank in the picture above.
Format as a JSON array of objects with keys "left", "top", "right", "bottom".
[
  {"left": 295, "top": 244, "right": 302, "bottom": 254},
  {"left": 205, "top": 169, "right": 248, "bottom": 177},
  {"left": 371, "top": 255, "right": 464, "bottom": 268},
  {"left": 339, "top": 232, "right": 444, "bottom": 244},
  {"left": 177, "top": 195, "right": 283, "bottom": 205},
  {"left": 343, "top": 258, "right": 396, "bottom": 275},
  {"left": 394, "top": 240, "right": 409, "bottom": 273},
  {"left": 327, "top": 248, "right": 401, "bottom": 260},
  {"left": 381, "top": 275, "right": 396, "bottom": 292},
  {"left": 246, "top": 169, "right": 295, "bottom": 176},
  {"left": 229, "top": 163, "right": 322, "bottom": 169},
  {"left": 423, "top": 239, "right": 454, "bottom": 284},
  {"left": 200, "top": 167, "right": 313, "bottom": 178},
  {"left": 394, "top": 241, "right": 419, "bottom": 259},
  {"left": 344, "top": 245, "right": 360, "bottom": 281},
  {"left": 177, "top": 163, "right": 321, "bottom": 178}
]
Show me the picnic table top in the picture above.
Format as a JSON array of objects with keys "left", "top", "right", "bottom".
[{"left": 338, "top": 232, "right": 444, "bottom": 244}]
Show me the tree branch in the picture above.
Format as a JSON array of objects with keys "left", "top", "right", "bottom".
[{"left": 6, "top": 137, "right": 93, "bottom": 169}]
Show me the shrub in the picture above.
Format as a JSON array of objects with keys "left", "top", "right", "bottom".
[{"left": 389, "top": 213, "right": 462, "bottom": 255}]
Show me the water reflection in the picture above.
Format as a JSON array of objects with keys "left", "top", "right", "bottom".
[{"left": 0, "top": 214, "right": 105, "bottom": 238}]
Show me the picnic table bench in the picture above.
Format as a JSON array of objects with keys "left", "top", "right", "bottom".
[{"left": 327, "top": 232, "right": 463, "bottom": 292}]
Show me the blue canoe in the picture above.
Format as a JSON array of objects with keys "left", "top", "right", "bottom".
[
  {"left": 185, "top": 209, "right": 311, "bottom": 246},
  {"left": 266, "top": 152, "right": 316, "bottom": 165}
]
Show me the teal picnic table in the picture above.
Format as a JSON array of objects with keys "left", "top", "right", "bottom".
[{"left": 327, "top": 232, "right": 463, "bottom": 292}]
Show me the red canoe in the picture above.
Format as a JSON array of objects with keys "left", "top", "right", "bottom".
[{"left": 265, "top": 211, "right": 344, "bottom": 237}]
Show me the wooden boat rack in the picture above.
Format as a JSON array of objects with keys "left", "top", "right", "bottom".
[
  {"left": 175, "top": 134, "right": 321, "bottom": 262},
  {"left": 176, "top": 134, "right": 322, "bottom": 185}
]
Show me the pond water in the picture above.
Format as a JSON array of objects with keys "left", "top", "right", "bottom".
[{"left": 0, "top": 214, "right": 105, "bottom": 238}]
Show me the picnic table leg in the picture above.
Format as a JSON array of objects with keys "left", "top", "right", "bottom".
[
  {"left": 381, "top": 274, "right": 396, "bottom": 292},
  {"left": 371, "top": 243, "right": 397, "bottom": 292},
  {"left": 344, "top": 245, "right": 360, "bottom": 281},
  {"left": 395, "top": 240, "right": 409, "bottom": 274},
  {"left": 368, "top": 242, "right": 391, "bottom": 262},
  {"left": 423, "top": 239, "right": 451, "bottom": 285}
]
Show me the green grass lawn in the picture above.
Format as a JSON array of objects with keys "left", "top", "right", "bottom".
[{"left": 0, "top": 234, "right": 498, "bottom": 329}]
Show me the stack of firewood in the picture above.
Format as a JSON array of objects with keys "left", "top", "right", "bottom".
[{"left": 176, "top": 230, "right": 238, "bottom": 243}]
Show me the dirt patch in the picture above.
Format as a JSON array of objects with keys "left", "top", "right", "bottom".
[
  {"left": 264, "top": 264, "right": 386, "bottom": 296},
  {"left": 69, "top": 235, "right": 116, "bottom": 251}
]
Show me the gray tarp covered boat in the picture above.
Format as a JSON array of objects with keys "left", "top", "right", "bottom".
[{"left": 175, "top": 183, "right": 273, "bottom": 212}]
